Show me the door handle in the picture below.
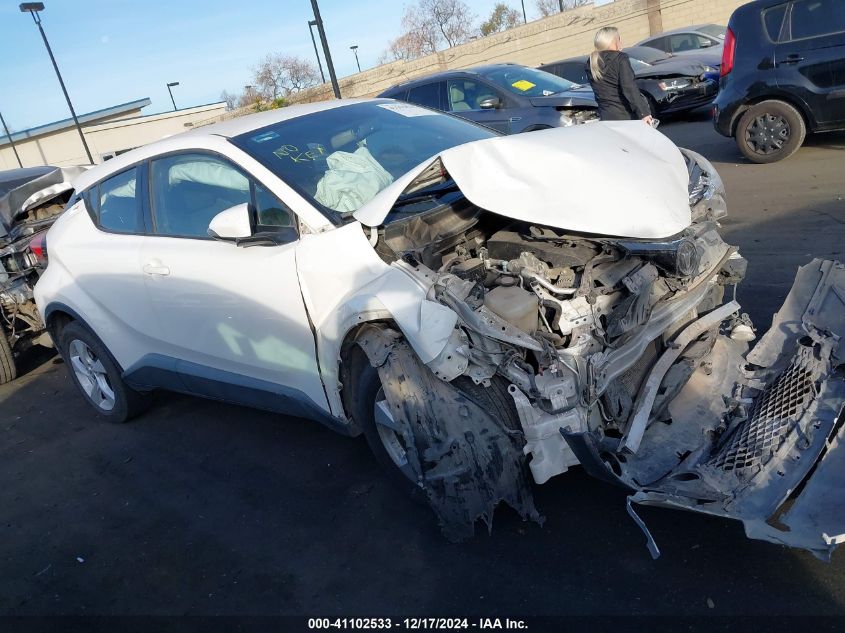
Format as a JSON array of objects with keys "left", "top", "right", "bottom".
[
  {"left": 778, "top": 54, "right": 804, "bottom": 65},
  {"left": 143, "top": 260, "right": 170, "bottom": 276}
]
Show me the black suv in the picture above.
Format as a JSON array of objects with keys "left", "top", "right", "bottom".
[{"left": 713, "top": 0, "right": 845, "bottom": 163}]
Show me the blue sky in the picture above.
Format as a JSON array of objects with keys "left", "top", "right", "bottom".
[{"left": 0, "top": 0, "right": 571, "bottom": 132}]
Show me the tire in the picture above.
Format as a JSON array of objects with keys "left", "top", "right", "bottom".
[
  {"left": 58, "top": 321, "right": 149, "bottom": 423},
  {"left": 0, "top": 331, "right": 17, "bottom": 385},
  {"left": 735, "top": 100, "right": 806, "bottom": 164},
  {"left": 349, "top": 344, "right": 522, "bottom": 499}
]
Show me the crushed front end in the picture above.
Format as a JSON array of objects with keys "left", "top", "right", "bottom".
[{"left": 360, "top": 143, "right": 844, "bottom": 558}]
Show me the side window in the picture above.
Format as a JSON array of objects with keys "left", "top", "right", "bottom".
[
  {"left": 788, "top": 0, "right": 845, "bottom": 40},
  {"left": 407, "top": 82, "right": 444, "bottom": 110},
  {"left": 150, "top": 154, "right": 252, "bottom": 238},
  {"left": 88, "top": 168, "right": 141, "bottom": 234},
  {"left": 669, "top": 33, "right": 710, "bottom": 52},
  {"left": 561, "top": 62, "right": 590, "bottom": 84},
  {"left": 254, "top": 182, "right": 294, "bottom": 228},
  {"left": 447, "top": 79, "right": 501, "bottom": 111},
  {"left": 763, "top": 4, "right": 789, "bottom": 41},
  {"left": 644, "top": 36, "right": 668, "bottom": 51}
]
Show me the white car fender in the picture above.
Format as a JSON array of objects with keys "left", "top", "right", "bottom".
[{"left": 295, "top": 222, "right": 458, "bottom": 417}]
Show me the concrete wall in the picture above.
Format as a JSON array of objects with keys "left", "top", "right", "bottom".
[
  {"left": 292, "top": 0, "right": 749, "bottom": 104},
  {"left": 0, "top": 102, "right": 227, "bottom": 169}
]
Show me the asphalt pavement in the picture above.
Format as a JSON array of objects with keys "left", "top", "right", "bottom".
[{"left": 1, "top": 115, "right": 844, "bottom": 620}]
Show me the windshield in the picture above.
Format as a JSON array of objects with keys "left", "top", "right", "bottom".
[
  {"left": 480, "top": 66, "right": 575, "bottom": 97},
  {"left": 230, "top": 101, "right": 497, "bottom": 224},
  {"left": 698, "top": 24, "right": 726, "bottom": 39}
]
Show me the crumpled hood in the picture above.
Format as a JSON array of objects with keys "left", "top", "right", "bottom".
[
  {"left": 353, "top": 121, "right": 691, "bottom": 239},
  {"left": 634, "top": 59, "right": 707, "bottom": 79}
]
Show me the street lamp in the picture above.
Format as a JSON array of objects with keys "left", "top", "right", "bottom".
[
  {"left": 19, "top": 2, "right": 94, "bottom": 164},
  {"left": 166, "top": 81, "right": 179, "bottom": 111},
  {"left": 307, "top": 20, "right": 327, "bottom": 83},
  {"left": 309, "top": 0, "right": 341, "bottom": 99},
  {"left": 0, "top": 110, "right": 23, "bottom": 168},
  {"left": 520, "top": 0, "right": 527, "bottom": 23},
  {"left": 350, "top": 45, "right": 361, "bottom": 73}
]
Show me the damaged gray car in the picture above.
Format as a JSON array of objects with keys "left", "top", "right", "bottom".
[{"left": 36, "top": 101, "right": 843, "bottom": 559}]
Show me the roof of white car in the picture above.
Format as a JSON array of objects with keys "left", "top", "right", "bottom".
[{"left": 72, "top": 97, "right": 383, "bottom": 193}]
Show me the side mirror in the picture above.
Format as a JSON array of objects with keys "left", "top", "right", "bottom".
[
  {"left": 208, "top": 203, "right": 253, "bottom": 241},
  {"left": 699, "top": 39, "right": 713, "bottom": 48},
  {"left": 478, "top": 96, "right": 501, "bottom": 110}
]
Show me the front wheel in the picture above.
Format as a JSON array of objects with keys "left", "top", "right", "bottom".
[
  {"left": 58, "top": 321, "right": 149, "bottom": 423},
  {"left": 0, "top": 331, "right": 17, "bottom": 384},
  {"left": 735, "top": 100, "right": 806, "bottom": 163}
]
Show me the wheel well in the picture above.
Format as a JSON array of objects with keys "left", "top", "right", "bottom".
[
  {"left": 731, "top": 95, "right": 813, "bottom": 136},
  {"left": 338, "top": 320, "right": 397, "bottom": 425},
  {"left": 45, "top": 309, "right": 75, "bottom": 344}
]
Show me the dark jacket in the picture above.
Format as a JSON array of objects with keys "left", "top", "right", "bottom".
[{"left": 587, "top": 51, "right": 650, "bottom": 121}]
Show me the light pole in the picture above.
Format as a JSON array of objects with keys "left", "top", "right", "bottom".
[
  {"left": 350, "top": 45, "right": 361, "bottom": 73},
  {"left": 309, "top": 0, "right": 341, "bottom": 99},
  {"left": 166, "top": 81, "right": 179, "bottom": 111},
  {"left": 0, "top": 110, "right": 23, "bottom": 168},
  {"left": 520, "top": 0, "right": 527, "bottom": 23},
  {"left": 307, "top": 20, "right": 327, "bottom": 83},
  {"left": 19, "top": 2, "right": 94, "bottom": 164}
]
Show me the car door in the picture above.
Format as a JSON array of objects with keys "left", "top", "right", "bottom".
[
  {"left": 139, "top": 151, "right": 328, "bottom": 412},
  {"left": 446, "top": 77, "right": 511, "bottom": 132},
  {"left": 69, "top": 165, "right": 161, "bottom": 366},
  {"left": 775, "top": 0, "right": 845, "bottom": 126}
]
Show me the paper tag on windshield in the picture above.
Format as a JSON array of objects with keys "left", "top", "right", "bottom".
[
  {"left": 511, "top": 79, "right": 536, "bottom": 91},
  {"left": 378, "top": 103, "right": 435, "bottom": 117}
]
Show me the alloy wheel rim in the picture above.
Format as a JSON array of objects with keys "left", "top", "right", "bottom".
[
  {"left": 373, "top": 387, "right": 409, "bottom": 470},
  {"left": 746, "top": 113, "right": 790, "bottom": 155},
  {"left": 68, "top": 339, "right": 116, "bottom": 411}
]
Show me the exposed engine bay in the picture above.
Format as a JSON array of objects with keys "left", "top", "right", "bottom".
[
  {"left": 353, "top": 151, "right": 844, "bottom": 560},
  {"left": 0, "top": 167, "right": 82, "bottom": 379}
]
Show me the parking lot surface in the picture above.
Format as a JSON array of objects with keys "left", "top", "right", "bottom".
[{"left": 2, "top": 116, "right": 844, "bottom": 618}]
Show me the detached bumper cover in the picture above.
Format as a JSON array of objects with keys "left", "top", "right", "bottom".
[{"left": 632, "top": 259, "right": 845, "bottom": 559}]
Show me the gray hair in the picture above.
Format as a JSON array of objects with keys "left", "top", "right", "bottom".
[{"left": 589, "top": 26, "right": 621, "bottom": 81}]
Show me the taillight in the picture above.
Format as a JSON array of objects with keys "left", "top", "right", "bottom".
[
  {"left": 721, "top": 27, "right": 735, "bottom": 77},
  {"left": 29, "top": 231, "right": 48, "bottom": 264}
]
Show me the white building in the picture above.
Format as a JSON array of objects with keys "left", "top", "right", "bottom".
[{"left": 0, "top": 98, "right": 228, "bottom": 169}]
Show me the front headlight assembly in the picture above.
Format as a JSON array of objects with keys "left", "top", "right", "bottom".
[
  {"left": 658, "top": 78, "right": 692, "bottom": 91},
  {"left": 681, "top": 147, "right": 727, "bottom": 222}
]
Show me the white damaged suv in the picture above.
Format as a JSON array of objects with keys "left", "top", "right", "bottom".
[{"left": 35, "top": 99, "right": 844, "bottom": 558}]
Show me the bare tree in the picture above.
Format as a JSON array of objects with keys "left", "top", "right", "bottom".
[
  {"left": 535, "top": 0, "right": 590, "bottom": 18},
  {"left": 252, "top": 54, "right": 320, "bottom": 100},
  {"left": 380, "top": 31, "right": 428, "bottom": 63},
  {"left": 480, "top": 3, "right": 523, "bottom": 36},
  {"left": 220, "top": 90, "right": 237, "bottom": 111},
  {"left": 380, "top": 0, "right": 475, "bottom": 61}
]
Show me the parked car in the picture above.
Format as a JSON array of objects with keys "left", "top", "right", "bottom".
[
  {"left": 635, "top": 24, "right": 726, "bottom": 58},
  {"left": 0, "top": 165, "right": 84, "bottom": 383},
  {"left": 623, "top": 44, "right": 722, "bottom": 73},
  {"left": 539, "top": 53, "right": 717, "bottom": 117},
  {"left": 35, "top": 99, "right": 845, "bottom": 558},
  {"left": 378, "top": 64, "right": 597, "bottom": 133},
  {"left": 714, "top": 0, "right": 845, "bottom": 163}
]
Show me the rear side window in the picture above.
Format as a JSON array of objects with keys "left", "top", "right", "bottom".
[
  {"left": 85, "top": 168, "right": 141, "bottom": 234},
  {"left": 407, "top": 82, "right": 445, "bottom": 110},
  {"left": 786, "top": 0, "right": 845, "bottom": 40},
  {"left": 763, "top": 4, "right": 789, "bottom": 41},
  {"left": 643, "top": 36, "right": 668, "bottom": 51}
]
